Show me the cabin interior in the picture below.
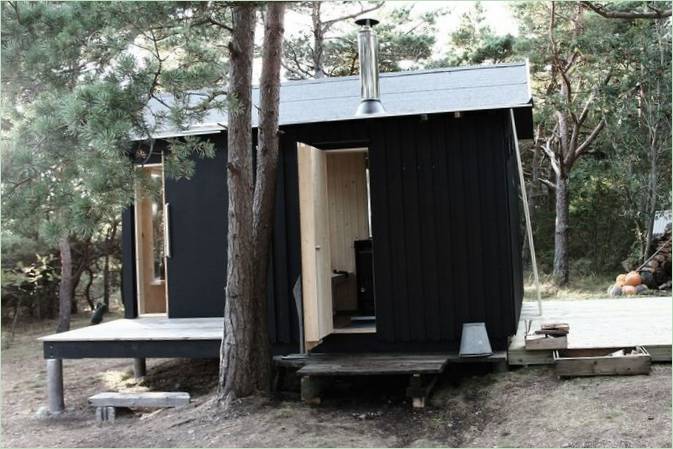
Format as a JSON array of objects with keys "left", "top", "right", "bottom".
[
  {"left": 134, "top": 164, "right": 168, "bottom": 315},
  {"left": 297, "top": 145, "right": 376, "bottom": 338},
  {"left": 131, "top": 144, "right": 379, "bottom": 343}
]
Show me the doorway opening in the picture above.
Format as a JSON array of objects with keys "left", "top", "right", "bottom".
[
  {"left": 326, "top": 149, "right": 375, "bottom": 334},
  {"left": 297, "top": 144, "right": 375, "bottom": 349},
  {"left": 134, "top": 164, "right": 168, "bottom": 315}
]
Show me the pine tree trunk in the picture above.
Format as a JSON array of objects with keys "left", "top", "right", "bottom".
[
  {"left": 553, "top": 175, "right": 570, "bottom": 285},
  {"left": 103, "top": 254, "right": 110, "bottom": 307},
  {"left": 218, "top": 3, "right": 257, "bottom": 403},
  {"left": 84, "top": 267, "right": 95, "bottom": 310},
  {"left": 103, "top": 222, "right": 116, "bottom": 307},
  {"left": 57, "top": 235, "right": 73, "bottom": 333},
  {"left": 252, "top": 1, "right": 286, "bottom": 393},
  {"left": 311, "top": 2, "right": 325, "bottom": 78},
  {"left": 644, "top": 124, "right": 658, "bottom": 260}
]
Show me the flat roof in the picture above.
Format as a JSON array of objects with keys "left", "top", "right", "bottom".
[{"left": 144, "top": 61, "right": 533, "bottom": 139}]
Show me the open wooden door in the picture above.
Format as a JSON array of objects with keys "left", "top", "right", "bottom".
[
  {"left": 297, "top": 142, "right": 334, "bottom": 350},
  {"left": 134, "top": 164, "right": 168, "bottom": 314}
]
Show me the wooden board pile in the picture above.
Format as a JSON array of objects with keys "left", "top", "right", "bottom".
[
  {"left": 525, "top": 322, "right": 569, "bottom": 350},
  {"left": 639, "top": 228, "right": 672, "bottom": 290}
]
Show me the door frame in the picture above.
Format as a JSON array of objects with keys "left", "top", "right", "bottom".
[{"left": 133, "top": 162, "right": 169, "bottom": 315}]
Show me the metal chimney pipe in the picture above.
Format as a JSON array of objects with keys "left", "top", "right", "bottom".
[{"left": 355, "top": 18, "right": 385, "bottom": 115}]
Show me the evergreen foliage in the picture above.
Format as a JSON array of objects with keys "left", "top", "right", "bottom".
[{"left": 1, "top": 1, "right": 671, "bottom": 327}]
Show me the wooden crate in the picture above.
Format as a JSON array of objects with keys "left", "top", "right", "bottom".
[
  {"left": 525, "top": 334, "right": 568, "bottom": 350},
  {"left": 554, "top": 346, "right": 651, "bottom": 378}
]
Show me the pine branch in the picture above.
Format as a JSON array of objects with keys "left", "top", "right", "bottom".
[
  {"left": 574, "top": 119, "right": 606, "bottom": 159},
  {"left": 581, "top": 2, "right": 672, "bottom": 19},
  {"left": 208, "top": 17, "right": 234, "bottom": 33},
  {"left": 321, "top": 2, "right": 384, "bottom": 30},
  {"left": 540, "top": 136, "right": 561, "bottom": 178},
  {"left": 538, "top": 178, "right": 557, "bottom": 190}
]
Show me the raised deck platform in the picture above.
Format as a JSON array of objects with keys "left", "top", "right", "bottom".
[
  {"left": 508, "top": 297, "right": 672, "bottom": 365},
  {"left": 39, "top": 298, "right": 671, "bottom": 413},
  {"left": 40, "top": 317, "right": 223, "bottom": 359}
]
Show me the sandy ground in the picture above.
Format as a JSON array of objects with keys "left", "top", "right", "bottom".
[{"left": 1, "top": 315, "right": 671, "bottom": 448}]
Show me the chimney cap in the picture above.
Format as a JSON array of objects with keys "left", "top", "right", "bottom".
[{"left": 355, "top": 17, "right": 379, "bottom": 27}]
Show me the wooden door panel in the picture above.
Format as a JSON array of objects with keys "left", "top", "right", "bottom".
[{"left": 297, "top": 143, "right": 333, "bottom": 349}]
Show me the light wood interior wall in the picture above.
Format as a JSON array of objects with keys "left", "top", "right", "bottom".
[
  {"left": 326, "top": 151, "right": 369, "bottom": 312},
  {"left": 326, "top": 151, "right": 370, "bottom": 274}
]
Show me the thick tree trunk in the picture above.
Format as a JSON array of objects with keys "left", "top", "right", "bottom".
[
  {"left": 57, "top": 235, "right": 73, "bottom": 333},
  {"left": 252, "top": 1, "right": 286, "bottom": 393},
  {"left": 84, "top": 267, "right": 95, "bottom": 310},
  {"left": 103, "top": 254, "right": 110, "bottom": 307},
  {"left": 218, "top": 3, "right": 257, "bottom": 403},
  {"left": 644, "top": 122, "right": 659, "bottom": 261},
  {"left": 103, "top": 222, "right": 117, "bottom": 307},
  {"left": 553, "top": 175, "right": 570, "bottom": 285}
]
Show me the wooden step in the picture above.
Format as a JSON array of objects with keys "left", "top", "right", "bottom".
[
  {"left": 295, "top": 354, "right": 450, "bottom": 376},
  {"left": 88, "top": 392, "right": 190, "bottom": 409}
]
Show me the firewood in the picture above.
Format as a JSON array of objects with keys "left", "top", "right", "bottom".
[
  {"left": 540, "top": 322, "right": 570, "bottom": 331},
  {"left": 534, "top": 329, "right": 569, "bottom": 336}
]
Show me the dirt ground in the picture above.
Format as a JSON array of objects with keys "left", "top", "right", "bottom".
[{"left": 1, "top": 315, "right": 671, "bottom": 448}]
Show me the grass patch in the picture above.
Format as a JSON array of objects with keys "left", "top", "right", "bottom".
[{"left": 523, "top": 273, "right": 615, "bottom": 300}]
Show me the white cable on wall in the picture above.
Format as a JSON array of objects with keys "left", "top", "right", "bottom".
[{"left": 509, "top": 109, "right": 543, "bottom": 316}]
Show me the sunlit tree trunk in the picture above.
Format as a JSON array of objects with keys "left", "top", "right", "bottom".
[
  {"left": 57, "top": 235, "right": 73, "bottom": 333},
  {"left": 218, "top": 3, "right": 257, "bottom": 403},
  {"left": 252, "top": 1, "right": 286, "bottom": 393}
]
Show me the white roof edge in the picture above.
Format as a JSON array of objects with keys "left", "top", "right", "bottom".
[
  {"left": 134, "top": 102, "right": 532, "bottom": 141},
  {"left": 265, "top": 60, "right": 530, "bottom": 89}
]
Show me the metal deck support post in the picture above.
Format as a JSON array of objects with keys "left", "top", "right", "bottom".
[
  {"left": 133, "top": 358, "right": 147, "bottom": 378},
  {"left": 46, "top": 358, "right": 64, "bottom": 414}
]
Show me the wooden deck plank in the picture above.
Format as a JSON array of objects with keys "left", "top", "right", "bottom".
[
  {"left": 509, "top": 297, "right": 671, "bottom": 365},
  {"left": 40, "top": 317, "right": 224, "bottom": 342}
]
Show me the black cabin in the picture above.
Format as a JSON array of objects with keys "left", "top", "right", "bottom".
[{"left": 120, "top": 60, "right": 533, "bottom": 355}]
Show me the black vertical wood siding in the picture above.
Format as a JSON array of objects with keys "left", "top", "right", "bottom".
[
  {"left": 121, "top": 206, "right": 137, "bottom": 318},
  {"left": 163, "top": 136, "right": 229, "bottom": 318},
  {"left": 120, "top": 109, "right": 524, "bottom": 351},
  {"left": 364, "top": 111, "right": 522, "bottom": 348}
]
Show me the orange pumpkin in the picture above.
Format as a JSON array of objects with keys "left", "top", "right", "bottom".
[
  {"left": 624, "top": 271, "right": 641, "bottom": 287},
  {"left": 622, "top": 285, "right": 637, "bottom": 296},
  {"left": 615, "top": 274, "right": 627, "bottom": 287}
]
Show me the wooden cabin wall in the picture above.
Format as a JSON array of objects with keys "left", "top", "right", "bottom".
[
  {"left": 121, "top": 206, "right": 137, "bottom": 319},
  {"left": 268, "top": 137, "right": 302, "bottom": 345},
  {"left": 505, "top": 120, "right": 525, "bottom": 322},
  {"left": 120, "top": 134, "right": 301, "bottom": 349},
  {"left": 121, "top": 110, "right": 525, "bottom": 351},
  {"left": 162, "top": 135, "right": 229, "bottom": 318},
  {"left": 366, "top": 112, "right": 520, "bottom": 348},
  {"left": 286, "top": 111, "right": 523, "bottom": 350}
]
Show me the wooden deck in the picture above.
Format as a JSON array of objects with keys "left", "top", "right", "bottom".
[
  {"left": 40, "top": 297, "right": 671, "bottom": 363},
  {"left": 40, "top": 317, "right": 224, "bottom": 359},
  {"left": 40, "top": 316, "right": 223, "bottom": 342},
  {"left": 508, "top": 297, "right": 672, "bottom": 365}
]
